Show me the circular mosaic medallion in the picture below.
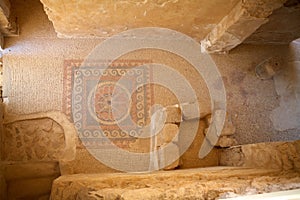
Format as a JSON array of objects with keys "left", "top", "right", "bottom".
[{"left": 88, "top": 82, "right": 131, "bottom": 125}]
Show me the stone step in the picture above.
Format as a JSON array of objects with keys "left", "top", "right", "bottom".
[
  {"left": 8, "top": 177, "right": 56, "bottom": 200},
  {"left": 2, "top": 161, "right": 60, "bottom": 181},
  {"left": 0, "top": 161, "right": 60, "bottom": 200}
]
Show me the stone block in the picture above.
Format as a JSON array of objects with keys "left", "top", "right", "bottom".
[
  {"left": 38, "top": 194, "right": 51, "bottom": 200},
  {"left": 39, "top": 0, "right": 238, "bottom": 39},
  {"left": 0, "top": 102, "right": 3, "bottom": 161},
  {"left": 59, "top": 148, "right": 118, "bottom": 175},
  {"left": 159, "top": 142, "right": 180, "bottom": 170},
  {"left": 163, "top": 159, "right": 180, "bottom": 170},
  {"left": 3, "top": 118, "right": 65, "bottom": 161},
  {"left": 181, "top": 102, "right": 200, "bottom": 120},
  {"left": 221, "top": 113, "right": 236, "bottom": 136},
  {"left": 76, "top": 188, "right": 124, "bottom": 200},
  {"left": 204, "top": 113, "right": 237, "bottom": 147},
  {"left": 121, "top": 188, "right": 164, "bottom": 200},
  {"left": 157, "top": 124, "right": 179, "bottom": 147},
  {"left": 220, "top": 140, "right": 300, "bottom": 170},
  {"left": 179, "top": 120, "right": 219, "bottom": 169},
  {"left": 0, "top": 174, "right": 7, "bottom": 200},
  {"left": 3, "top": 161, "right": 60, "bottom": 181},
  {"left": 204, "top": 128, "right": 237, "bottom": 147},
  {"left": 165, "top": 106, "right": 182, "bottom": 123},
  {"left": 7, "top": 176, "right": 56, "bottom": 199},
  {"left": 217, "top": 136, "right": 237, "bottom": 148},
  {"left": 50, "top": 168, "right": 300, "bottom": 200},
  {"left": 201, "top": 0, "right": 286, "bottom": 53}
]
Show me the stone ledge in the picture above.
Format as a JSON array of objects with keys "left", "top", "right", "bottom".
[
  {"left": 220, "top": 140, "right": 300, "bottom": 170},
  {"left": 201, "top": 0, "right": 287, "bottom": 53},
  {"left": 50, "top": 167, "right": 300, "bottom": 200},
  {"left": 2, "top": 161, "right": 60, "bottom": 181},
  {"left": 8, "top": 176, "right": 57, "bottom": 199}
]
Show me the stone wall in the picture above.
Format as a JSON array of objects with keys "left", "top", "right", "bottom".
[
  {"left": 220, "top": 140, "right": 300, "bottom": 170},
  {"left": 0, "top": 111, "right": 76, "bottom": 199},
  {"left": 50, "top": 167, "right": 300, "bottom": 200},
  {"left": 0, "top": 102, "right": 7, "bottom": 200},
  {"left": 3, "top": 118, "right": 65, "bottom": 161},
  {"left": 39, "top": 0, "right": 239, "bottom": 40}
]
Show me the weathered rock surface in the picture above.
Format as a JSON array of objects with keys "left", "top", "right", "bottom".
[
  {"left": 39, "top": 0, "right": 239, "bottom": 39},
  {"left": 0, "top": 112, "right": 77, "bottom": 199},
  {"left": 0, "top": 162, "right": 60, "bottom": 199},
  {"left": 245, "top": 5, "right": 300, "bottom": 44},
  {"left": 165, "top": 106, "right": 182, "bottom": 123},
  {"left": 3, "top": 118, "right": 65, "bottom": 161},
  {"left": 181, "top": 102, "right": 201, "bottom": 120},
  {"left": 3, "top": 161, "right": 60, "bottom": 181},
  {"left": 179, "top": 120, "right": 219, "bottom": 169},
  {"left": 217, "top": 136, "right": 238, "bottom": 147},
  {"left": 50, "top": 167, "right": 300, "bottom": 200},
  {"left": 201, "top": 0, "right": 287, "bottom": 53},
  {"left": 0, "top": 102, "right": 4, "bottom": 161},
  {"left": 0, "top": 174, "right": 7, "bottom": 200},
  {"left": 157, "top": 124, "right": 179, "bottom": 146},
  {"left": 204, "top": 112, "right": 237, "bottom": 147},
  {"left": 8, "top": 176, "right": 56, "bottom": 199},
  {"left": 0, "top": 0, "right": 18, "bottom": 36},
  {"left": 220, "top": 140, "right": 300, "bottom": 170},
  {"left": 2, "top": 111, "right": 77, "bottom": 162}
]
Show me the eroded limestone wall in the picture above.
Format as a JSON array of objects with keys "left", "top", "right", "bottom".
[
  {"left": 220, "top": 140, "right": 300, "bottom": 170},
  {"left": 3, "top": 118, "right": 65, "bottom": 161},
  {"left": 0, "top": 102, "right": 7, "bottom": 200},
  {"left": 50, "top": 167, "right": 300, "bottom": 200},
  {"left": 1, "top": 111, "right": 76, "bottom": 199},
  {"left": 39, "top": 0, "right": 239, "bottom": 40}
]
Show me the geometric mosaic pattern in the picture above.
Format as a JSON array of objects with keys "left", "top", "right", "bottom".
[{"left": 63, "top": 60, "right": 153, "bottom": 149}]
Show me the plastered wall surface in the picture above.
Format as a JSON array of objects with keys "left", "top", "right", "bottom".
[{"left": 270, "top": 40, "right": 300, "bottom": 131}]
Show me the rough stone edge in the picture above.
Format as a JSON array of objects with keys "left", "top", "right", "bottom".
[
  {"left": 50, "top": 167, "right": 285, "bottom": 200},
  {"left": 0, "top": 0, "right": 18, "bottom": 37},
  {"left": 3, "top": 111, "right": 77, "bottom": 162},
  {"left": 219, "top": 140, "right": 300, "bottom": 170},
  {"left": 201, "top": 0, "right": 286, "bottom": 53}
]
